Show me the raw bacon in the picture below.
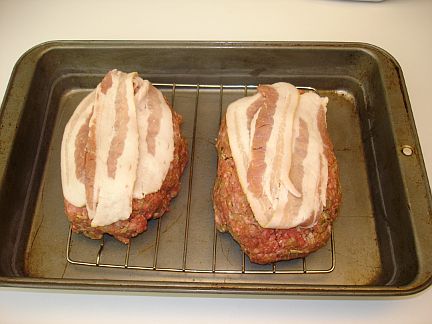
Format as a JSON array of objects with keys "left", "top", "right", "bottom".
[
  {"left": 226, "top": 83, "right": 329, "bottom": 229},
  {"left": 61, "top": 70, "right": 175, "bottom": 227}
]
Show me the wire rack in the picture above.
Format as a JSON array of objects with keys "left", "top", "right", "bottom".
[{"left": 66, "top": 83, "right": 336, "bottom": 275}]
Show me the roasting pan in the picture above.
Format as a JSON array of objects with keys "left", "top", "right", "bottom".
[{"left": 0, "top": 41, "right": 431, "bottom": 296}]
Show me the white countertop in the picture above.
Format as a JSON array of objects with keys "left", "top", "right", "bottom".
[{"left": 1, "top": 0, "right": 431, "bottom": 323}]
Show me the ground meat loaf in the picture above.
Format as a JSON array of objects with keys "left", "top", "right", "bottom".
[
  {"left": 64, "top": 109, "right": 188, "bottom": 244},
  {"left": 213, "top": 120, "right": 341, "bottom": 264}
]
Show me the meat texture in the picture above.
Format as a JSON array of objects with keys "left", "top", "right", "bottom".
[
  {"left": 213, "top": 83, "right": 341, "bottom": 264},
  {"left": 61, "top": 70, "right": 188, "bottom": 243}
]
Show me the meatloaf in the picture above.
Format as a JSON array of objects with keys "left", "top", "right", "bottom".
[
  {"left": 61, "top": 70, "right": 188, "bottom": 244},
  {"left": 65, "top": 109, "right": 187, "bottom": 243},
  {"left": 213, "top": 83, "right": 341, "bottom": 264}
]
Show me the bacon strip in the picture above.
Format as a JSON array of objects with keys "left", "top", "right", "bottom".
[
  {"left": 86, "top": 71, "right": 139, "bottom": 226},
  {"left": 107, "top": 75, "right": 131, "bottom": 178},
  {"left": 264, "top": 83, "right": 301, "bottom": 201},
  {"left": 247, "top": 86, "right": 278, "bottom": 196},
  {"left": 133, "top": 81, "right": 174, "bottom": 199},
  {"left": 226, "top": 83, "right": 329, "bottom": 229},
  {"left": 61, "top": 91, "right": 95, "bottom": 207}
]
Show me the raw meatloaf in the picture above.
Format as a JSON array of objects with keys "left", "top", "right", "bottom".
[
  {"left": 62, "top": 70, "right": 188, "bottom": 244},
  {"left": 64, "top": 110, "right": 187, "bottom": 243},
  {"left": 213, "top": 83, "right": 341, "bottom": 264}
]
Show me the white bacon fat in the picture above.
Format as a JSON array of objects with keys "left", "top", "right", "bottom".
[
  {"left": 226, "top": 83, "right": 329, "bottom": 229},
  {"left": 61, "top": 70, "right": 174, "bottom": 227}
]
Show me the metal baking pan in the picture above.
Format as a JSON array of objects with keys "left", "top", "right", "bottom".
[{"left": 0, "top": 41, "right": 431, "bottom": 296}]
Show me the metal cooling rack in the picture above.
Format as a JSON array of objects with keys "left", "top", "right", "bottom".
[{"left": 66, "top": 83, "right": 336, "bottom": 275}]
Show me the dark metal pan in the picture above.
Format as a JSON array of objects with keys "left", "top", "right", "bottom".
[{"left": 0, "top": 41, "right": 430, "bottom": 296}]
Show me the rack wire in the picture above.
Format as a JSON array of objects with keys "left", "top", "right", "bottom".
[{"left": 66, "top": 83, "right": 336, "bottom": 275}]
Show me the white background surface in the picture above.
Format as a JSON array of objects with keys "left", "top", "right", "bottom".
[{"left": 0, "top": 0, "right": 431, "bottom": 323}]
